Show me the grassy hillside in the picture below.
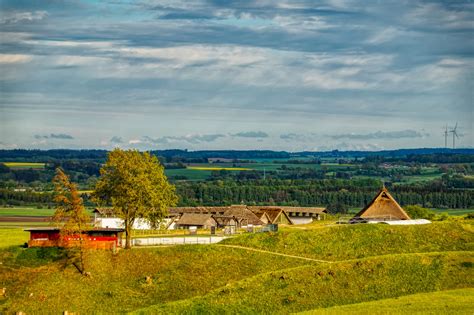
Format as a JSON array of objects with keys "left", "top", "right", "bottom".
[
  {"left": 221, "top": 222, "right": 474, "bottom": 260},
  {"left": 136, "top": 251, "right": 474, "bottom": 314},
  {"left": 1, "top": 222, "right": 473, "bottom": 313},
  {"left": 0, "top": 245, "right": 308, "bottom": 313},
  {"left": 0, "top": 229, "right": 29, "bottom": 248},
  {"left": 300, "top": 288, "right": 474, "bottom": 314}
]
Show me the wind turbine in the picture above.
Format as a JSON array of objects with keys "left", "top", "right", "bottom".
[
  {"left": 450, "top": 122, "right": 459, "bottom": 149},
  {"left": 444, "top": 125, "right": 449, "bottom": 148}
]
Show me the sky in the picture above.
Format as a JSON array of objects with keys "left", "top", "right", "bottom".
[{"left": 0, "top": 0, "right": 473, "bottom": 151}]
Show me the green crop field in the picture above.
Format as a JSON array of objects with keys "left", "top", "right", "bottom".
[
  {"left": 165, "top": 168, "right": 213, "bottom": 181},
  {"left": 1, "top": 221, "right": 473, "bottom": 313},
  {"left": 2, "top": 162, "right": 46, "bottom": 170},
  {"left": 0, "top": 207, "right": 55, "bottom": 217}
]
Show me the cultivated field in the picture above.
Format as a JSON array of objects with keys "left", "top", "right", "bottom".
[{"left": 1, "top": 162, "right": 46, "bottom": 170}]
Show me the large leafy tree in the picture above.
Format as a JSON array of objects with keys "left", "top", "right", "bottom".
[
  {"left": 92, "top": 149, "right": 178, "bottom": 248},
  {"left": 52, "top": 168, "right": 91, "bottom": 274}
]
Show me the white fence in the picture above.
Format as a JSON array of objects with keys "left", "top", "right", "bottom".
[{"left": 130, "top": 236, "right": 227, "bottom": 246}]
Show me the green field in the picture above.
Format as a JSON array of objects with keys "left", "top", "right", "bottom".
[
  {"left": 1, "top": 221, "right": 473, "bottom": 313},
  {"left": 165, "top": 168, "right": 213, "bottom": 181},
  {"left": 2, "top": 162, "right": 45, "bottom": 170},
  {"left": 165, "top": 162, "right": 357, "bottom": 180},
  {"left": 0, "top": 207, "right": 56, "bottom": 217}
]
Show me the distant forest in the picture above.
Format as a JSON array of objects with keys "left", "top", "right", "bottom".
[
  {"left": 1, "top": 148, "right": 474, "bottom": 161},
  {"left": 0, "top": 149, "right": 473, "bottom": 209}
]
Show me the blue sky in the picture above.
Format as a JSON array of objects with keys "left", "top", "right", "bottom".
[{"left": 0, "top": 0, "right": 472, "bottom": 151}]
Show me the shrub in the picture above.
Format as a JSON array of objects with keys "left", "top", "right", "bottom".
[{"left": 404, "top": 205, "right": 435, "bottom": 220}]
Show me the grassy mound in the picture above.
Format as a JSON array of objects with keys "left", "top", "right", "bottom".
[
  {"left": 0, "top": 245, "right": 308, "bottom": 313},
  {"left": 300, "top": 288, "right": 474, "bottom": 314},
  {"left": 221, "top": 222, "right": 474, "bottom": 260},
  {"left": 136, "top": 251, "right": 474, "bottom": 314}
]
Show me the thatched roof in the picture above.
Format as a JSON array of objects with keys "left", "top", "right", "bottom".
[
  {"left": 248, "top": 206, "right": 327, "bottom": 214},
  {"left": 249, "top": 208, "right": 293, "bottom": 224},
  {"left": 175, "top": 213, "right": 216, "bottom": 226},
  {"left": 212, "top": 215, "right": 238, "bottom": 226},
  {"left": 224, "top": 205, "right": 264, "bottom": 226},
  {"left": 169, "top": 207, "right": 228, "bottom": 215},
  {"left": 93, "top": 208, "right": 116, "bottom": 216},
  {"left": 354, "top": 187, "right": 410, "bottom": 220}
]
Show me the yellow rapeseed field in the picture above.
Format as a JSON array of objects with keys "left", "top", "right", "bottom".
[{"left": 2, "top": 162, "right": 45, "bottom": 169}]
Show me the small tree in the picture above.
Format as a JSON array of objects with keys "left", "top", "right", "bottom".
[
  {"left": 52, "top": 168, "right": 91, "bottom": 274},
  {"left": 92, "top": 149, "right": 178, "bottom": 249},
  {"left": 404, "top": 205, "right": 435, "bottom": 220},
  {"left": 326, "top": 202, "right": 348, "bottom": 215}
]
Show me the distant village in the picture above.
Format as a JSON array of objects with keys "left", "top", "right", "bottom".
[{"left": 25, "top": 187, "right": 430, "bottom": 249}]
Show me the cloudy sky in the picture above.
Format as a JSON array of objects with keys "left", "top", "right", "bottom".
[{"left": 0, "top": 0, "right": 472, "bottom": 151}]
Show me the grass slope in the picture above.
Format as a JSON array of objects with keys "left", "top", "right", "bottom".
[
  {"left": 301, "top": 288, "right": 474, "bottom": 314},
  {"left": 0, "top": 245, "right": 308, "bottom": 313},
  {"left": 0, "top": 229, "right": 29, "bottom": 248},
  {"left": 136, "top": 251, "right": 474, "bottom": 314},
  {"left": 222, "top": 222, "right": 474, "bottom": 260}
]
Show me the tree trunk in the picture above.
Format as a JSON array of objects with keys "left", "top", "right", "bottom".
[
  {"left": 125, "top": 219, "right": 132, "bottom": 249},
  {"left": 79, "top": 234, "right": 86, "bottom": 274}
]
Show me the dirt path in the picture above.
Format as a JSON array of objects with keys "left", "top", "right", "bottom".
[{"left": 217, "top": 244, "right": 333, "bottom": 263}]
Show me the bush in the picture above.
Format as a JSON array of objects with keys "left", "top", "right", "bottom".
[
  {"left": 435, "top": 212, "right": 450, "bottom": 221},
  {"left": 465, "top": 213, "right": 474, "bottom": 220},
  {"left": 404, "top": 205, "right": 435, "bottom": 220},
  {"left": 326, "top": 202, "right": 348, "bottom": 214}
]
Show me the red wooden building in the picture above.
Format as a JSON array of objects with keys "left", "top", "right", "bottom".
[{"left": 25, "top": 227, "right": 124, "bottom": 250}]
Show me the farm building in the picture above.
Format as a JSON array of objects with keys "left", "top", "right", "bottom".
[
  {"left": 248, "top": 207, "right": 293, "bottom": 225},
  {"left": 212, "top": 215, "right": 238, "bottom": 229},
  {"left": 170, "top": 205, "right": 329, "bottom": 225},
  {"left": 25, "top": 227, "right": 124, "bottom": 249},
  {"left": 175, "top": 213, "right": 217, "bottom": 229},
  {"left": 351, "top": 187, "right": 411, "bottom": 222},
  {"left": 280, "top": 207, "right": 327, "bottom": 224},
  {"left": 93, "top": 208, "right": 177, "bottom": 230},
  {"left": 224, "top": 205, "right": 265, "bottom": 227}
]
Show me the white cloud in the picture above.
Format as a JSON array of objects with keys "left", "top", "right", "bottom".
[
  {"left": 0, "top": 54, "right": 33, "bottom": 64},
  {"left": 366, "top": 27, "right": 402, "bottom": 44},
  {"left": 0, "top": 11, "right": 48, "bottom": 24}
]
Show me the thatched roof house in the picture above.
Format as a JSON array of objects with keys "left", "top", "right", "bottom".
[
  {"left": 93, "top": 208, "right": 116, "bottom": 217},
  {"left": 212, "top": 215, "right": 238, "bottom": 228},
  {"left": 248, "top": 207, "right": 293, "bottom": 225},
  {"left": 224, "top": 205, "right": 264, "bottom": 226},
  {"left": 175, "top": 213, "right": 217, "bottom": 229},
  {"left": 353, "top": 187, "right": 410, "bottom": 221}
]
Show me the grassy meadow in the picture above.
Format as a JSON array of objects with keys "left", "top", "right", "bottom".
[
  {"left": 2, "top": 162, "right": 46, "bottom": 170},
  {"left": 0, "top": 207, "right": 56, "bottom": 217},
  {"left": 301, "top": 288, "right": 474, "bottom": 314},
  {"left": 137, "top": 251, "right": 473, "bottom": 314},
  {"left": 221, "top": 222, "right": 474, "bottom": 260},
  {"left": 0, "top": 221, "right": 473, "bottom": 313}
]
